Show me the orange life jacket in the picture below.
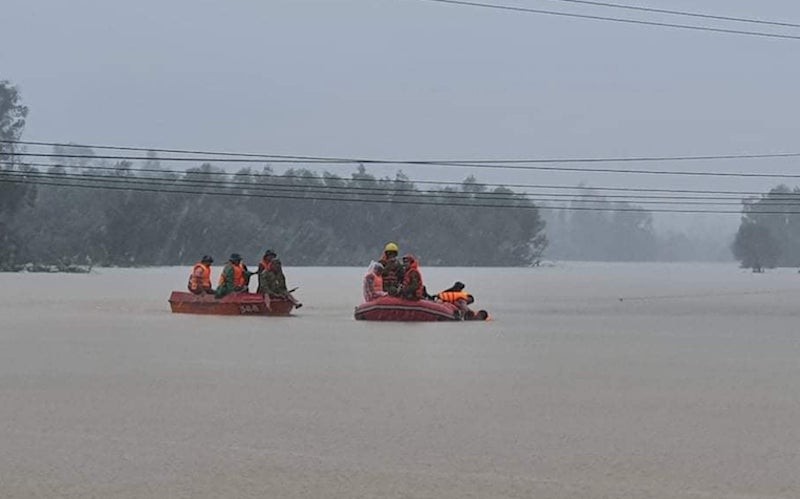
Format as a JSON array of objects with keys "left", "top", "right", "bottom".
[
  {"left": 188, "top": 262, "right": 212, "bottom": 293},
  {"left": 233, "top": 263, "right": 247, "bottom": 288},
  {"left": 218, "top": 262, "right": 247, "bottom": 288},
  {"left": 438, "top": 291, "right": 470, "bottom": 303},
  {"left": 402, "top": 267, "right": 424, "bottom": 300},
  {"left": 363, "top": 271, "right": 384, "bottom": 302},
  {"left": 258, "top": 258, "right": 273, "bottom": 274}
]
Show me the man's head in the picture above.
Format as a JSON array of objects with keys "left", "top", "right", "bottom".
[
  {"left": 402, "top": 253, "right": 417, "bottom": 267},
  {"left": 383, "top": 242, "right": 399, "bottom": 259},
  {"left": 263, "top": 249, "right": 277, "bottom": 260},
  {"left": 229, "top": 253, "right": 242, "bottom": 263},
  {"left": 201, "top": 255, "right": 213, "bottom": 264}
]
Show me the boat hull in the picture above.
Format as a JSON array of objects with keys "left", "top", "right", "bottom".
[
  {"left": 354, "top": 296, "right": 461, "bottom": 321},
  {"left": 168, "top": 291, "right": 294, "bottom": 316}
]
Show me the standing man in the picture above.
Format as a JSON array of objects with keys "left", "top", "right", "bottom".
[{"left": 258, "top": 250, "right": 302, "bottom": 308}]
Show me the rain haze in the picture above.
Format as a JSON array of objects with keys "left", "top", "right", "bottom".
[
  {"left": 2, "top": 1, "right": 800, "bottom": 498},
  {"left": 3, "top": 0, "right": 800, "bottom": 243}
]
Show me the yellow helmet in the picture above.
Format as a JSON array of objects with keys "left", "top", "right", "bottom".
[{"left": 384, "top": 242, "right": 399, "bottom": 253}]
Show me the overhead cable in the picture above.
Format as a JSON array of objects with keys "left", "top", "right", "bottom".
[
  {"left": 541, "top": 0, "right": 800, "bottom": 29},
  {"left": 9, "top": 150, "right": 800, "bottom": 179},
  {"left": 8, "top": 160, "right": 800, "bottom": 200},
  {"left": 410, "top": 0, "right": 800, "bottom": 41},
  {"left": 5, "top": 139, "right": 800, "bottom": 165},
  {"left": 3, "top": 173, "right": 800, "bottom": 215},
  {"left": 5, "top": 165, "right": 800, "bottom": 205}
]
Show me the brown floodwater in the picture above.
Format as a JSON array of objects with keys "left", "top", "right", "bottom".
[{"left": 1, "top": 263, "right": 798, "bottom": 498}]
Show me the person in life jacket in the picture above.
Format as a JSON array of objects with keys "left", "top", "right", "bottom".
[
  {"left": 258, "top": 251, "right": 302, "bottom": 309},
  {"left": 436, "top": 284, "right": 489, "bottom": 320},
  {"left": 379, "top": 242, "right": 404, "bottom": 295},
  {"left": 399, "top": 253, "right": 424, "bottom": 300},
  {"left": 187, "top": 255, "right": 215, "bottom": 295},
  {"left": 256, "top": 249, "right": 277, "bottom": 294},
  {"left": 363, "top": 261, "right": 388, "bottom": 302},
  {"left": 215, "top": 253, "right": 253, "bottom": 298}
]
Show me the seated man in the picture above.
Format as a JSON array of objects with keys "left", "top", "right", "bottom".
[
  {"left": 362, "top": 261, "right": 388, "bottom": 302},
  {"left": 398, "top": 254, "right": 424, "bottom": 300},
  {"left": 258, "top": 254, "right": 302, "bottom": 308},
  {"left": 187, "top": 255, "right": 215, "bottom": 295},
  {"left": 256, "top": 249, "right": 277, "bottom": 293},
  {"left": 215, "top": 253, "right": 252, "bottom": 298},
  {"left": 379, "top": 242, "right": 404, "bottom": 295}
]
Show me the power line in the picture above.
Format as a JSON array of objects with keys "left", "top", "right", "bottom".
[
  {"left": 410, "top": 0, "right": 800, "bottom": 41},
  {"left": 6, "top": 159, "right": 800, "bottom": 202},
  {"left": 9, "top": 150, "right": 800, "bottom": 179},
  {"left": 4, "top": 171, "right": 800, "bottom": 214},
  {"left": 0, "top": 176, "right": 647, "bottom": 213},
  {"left": 0, "top": 169, "right": 539, "bottom": 204},
  {"left": 6, "top": 138, "right": 800, "bottom": 164},
  {"left": 7, "top": 165, "right": 800, "bottom": 205},
  {"left": 0, "top": 170, "right": 760, "bottom": 206},
  {"left": 5, "top": 159, "right": 799, "bottom": 199},
  {"left": 540, "top": 0, "right": 800, "bottom": 29}
]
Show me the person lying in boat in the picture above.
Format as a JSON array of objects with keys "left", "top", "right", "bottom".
[
  {"left": 258, "top": 253, "right": 302, "bottom": 309},
  {"left": 363, "top": 261, "right": 389, "bottom": 302},
  {"left": 379, "top": 242, "right": 404, "bottom": 295},
  {"left": 187, "top": 255, "right": 215, "bottom": 295},
  {"left": 215, "top": 253, "right": 253, "bottom": 298},
  {"left": 435, "top": 283, "right": 489, "bottom": 320},
  {"left": 398, "top": 254, "right": 424, "bottom": 300}
]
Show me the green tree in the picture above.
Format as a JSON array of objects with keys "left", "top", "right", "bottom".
[
  {"left": 731, "top": 185, "right": 800, "bottom": 268},
  {"left": 731, "top": 221, "right": 780, "bottom": 271},
  {"left": 0, "top": 80, "right": 32, "bottom": 268}
]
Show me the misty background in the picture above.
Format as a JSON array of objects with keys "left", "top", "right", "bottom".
[{"left": 2, "top": 0, "right": 800, "bottom": 265}]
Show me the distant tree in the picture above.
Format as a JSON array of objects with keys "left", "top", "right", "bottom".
[
  {"left": 544, "top": 189, "right": 657, "bottom": 262},
  {"left": 731, "top": 221, "right": 780, "bottom": 271},
  {"left": 0, "top": 80, "right": 33, "bottom": 267},
  {"left": 0, "top": 81, "right": 27, "bottom": 151},
  {"left": 731, "top": 185, "right": 800, "bottom": 268}
]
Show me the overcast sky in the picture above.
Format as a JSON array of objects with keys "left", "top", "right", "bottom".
[{"left": 3, "top": 0, "right": 799, "bottom": 233}]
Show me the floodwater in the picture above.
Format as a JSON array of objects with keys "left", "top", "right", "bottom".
[{"left": 1, "top": 263, "right": 799, "bottom": 498}]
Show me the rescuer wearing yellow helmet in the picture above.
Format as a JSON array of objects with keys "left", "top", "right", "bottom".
[{"left": 378, "top": 242, "right": 403, "bottom": 295}]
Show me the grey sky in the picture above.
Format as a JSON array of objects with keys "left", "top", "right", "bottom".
[{"left": 2, "top": 0, "right": 799, "bottom": 233}]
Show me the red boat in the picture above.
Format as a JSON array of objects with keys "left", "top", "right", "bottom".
[
  {"left": 168, "top": 291, "right": 295, "bottom": 316},
  {"left": 354, "top": 296, "right": 462, "bottom": 321}
]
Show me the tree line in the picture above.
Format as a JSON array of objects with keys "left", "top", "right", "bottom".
[
  {"left": 7, "top": 78, "right": 790, "bottom": 270},
  {"left": 1, "top": 161, "right": 546, "bottom": 267}
]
